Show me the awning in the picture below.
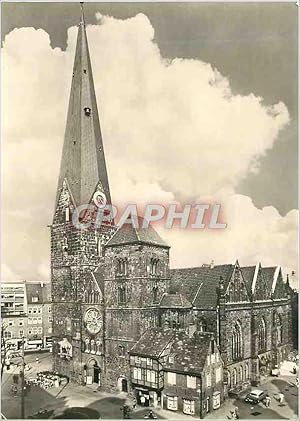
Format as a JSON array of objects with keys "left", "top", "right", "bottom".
[{"left": 27, "top": 340, "right": 43, "bottom": 345}]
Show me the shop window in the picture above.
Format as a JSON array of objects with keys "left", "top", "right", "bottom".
[
  {"left": 167, "top": 396, "right": 178, "bottom": 411},
  {"left": 183, "top": 400, "right": 195, "bottom": 415}
]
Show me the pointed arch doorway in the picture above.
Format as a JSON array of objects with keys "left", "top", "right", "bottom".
[{"left": 86, "top": 358, "right": 101, "bottom": 386}]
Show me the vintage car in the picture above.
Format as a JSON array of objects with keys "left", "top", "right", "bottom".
[{"left": 244, "top": 389, "right": 267, "bottom": 404}]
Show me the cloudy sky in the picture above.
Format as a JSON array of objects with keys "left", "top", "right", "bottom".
[{"left": 2, "top": 2, "right": 298, "bottom": 287}]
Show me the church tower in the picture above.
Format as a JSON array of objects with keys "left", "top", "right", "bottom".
[{"left": 51, "top": 4, "right": 115, "bottom": 384}]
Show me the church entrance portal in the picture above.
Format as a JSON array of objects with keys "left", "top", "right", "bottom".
[
  {"left": 86, "top": 359, "right": 101, "bottom": 386},
  {"left": 117, "top": 376, "right": 128, "bottom": 392}
]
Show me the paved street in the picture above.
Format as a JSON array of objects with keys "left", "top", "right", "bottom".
[{"left": 1, "top": 354, "right": 298, "bottom": 419}]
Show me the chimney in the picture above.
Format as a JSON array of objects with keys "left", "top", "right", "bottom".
[{"left": 210, "top": 260, "right": 215, "bottom": 269}]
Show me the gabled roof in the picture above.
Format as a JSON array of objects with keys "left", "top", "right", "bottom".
[
  {"left": 261, "top": 267, "right": 277, "bottom": 291},
  {"left": 55, "top": 5, "right": 111, "bottom": 209},
  {"left": 170, "top": 264, "right": 234, "bottom": 308},
  {"left": 104, "top": 219, "right": 169, "bottom": 248},
  {"left": 129, "top": 328, "right": 175, "bottom": 358},
  {"left": 159, "top": 293, "right": 192, "bottom": 309},
  {"left": 93, "top": 266, "right": 105, "bottom": 295},
  {"left": 164, "top": 331, "right": 213, "bottom": 375},
  {"left": 240, "top": 266, "right": 256, "bottom": 292}
]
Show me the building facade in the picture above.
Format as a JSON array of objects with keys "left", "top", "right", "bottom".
[
  {"left": 1, "top": 281, "right": 52, "bottom": 351},
  {"left": 50, "top": 5, "right": 294, "bottom": 410}
]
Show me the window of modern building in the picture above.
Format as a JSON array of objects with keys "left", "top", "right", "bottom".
[
  {"left": 167, "top": 396, "right": 178, "bottom": 411},
  {"left": 135, "top": 356, "right": 141, "bottom": 364},
  {"left": 183, "top": 399, "right": 195, "bottom": 415},
  {"left": 167, "top": 372, "right": 176, "bottom": 385},
  {"left": 38, "top": 327, "right": 43, "bottom": 334},
  {"left": 4, "top": 331, "right": 12, "bottom": 339},
  {"left": 186, "top": 375, "right": 196, "bottom": 389},
  {"left": 146, "top": 358, "right": 152, "bottom": 367}
]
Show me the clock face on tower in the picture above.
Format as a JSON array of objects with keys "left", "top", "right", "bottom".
[{"left": 84, "top": 308, "right": 102, "bottom": 335}]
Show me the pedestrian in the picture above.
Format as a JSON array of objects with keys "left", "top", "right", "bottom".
[
  {"left": 132, "top": 397, "right": 137, "bottom": 410},
  {"left": 36, "top": 357, "right": 39, "bottom": 364},
  {"left": 292, "top": 366, "right": 297, "bottom": 375},
  {"left": 278, "top": 392, "right": 284, "bottom": 404},
  {"left": 296, "top": 377, "right": 299, "bottom": 388},
  {"left": 234, "top": 406, "right": 239, "bottom": 419},
  {"left": 265, "top": 395, "right": 271, "bottom": 407},
  {"left": 140, "top": 395, "right": 146, "bottom": 407},
  {"left": 147, "top": 410, "right": 155, "bottom": 419}
]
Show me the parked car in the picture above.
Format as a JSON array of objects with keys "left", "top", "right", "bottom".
[{"left": 244, "top": 389, "right": 267, "bottom": 404}]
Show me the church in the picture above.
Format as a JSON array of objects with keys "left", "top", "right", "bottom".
[{"left": 51, "top": 6, "right": 293, "bottom": 404}]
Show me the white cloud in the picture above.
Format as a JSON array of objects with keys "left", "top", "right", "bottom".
[{"left": 1, "top": 13, "right": 298, "bottom": 283}]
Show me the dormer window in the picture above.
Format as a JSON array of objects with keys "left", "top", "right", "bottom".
[{"left": 84, "top": 107, "right": 91, "bottom": 116}]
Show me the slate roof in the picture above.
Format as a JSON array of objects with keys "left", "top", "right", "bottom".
[
  {"left": 105, "top": 219, "right": 169, "bottom": 248},
  {"left": 129, "top": 328, "right": 175, "bottom": 358},
  {"left": 93, "top": 266, "right": 104, "bottom": 295},
  {"left": 26, "top": 283, "right": 43, "bottom": 304},
  {"left": 164, "top": 331, "right": 212, "bottom": 375},
  {"left": 169, "top": 264, "right": 234, "bottom": 308},
  {"left": 261, "top": 267, "right": 277, "bottom": 290},
  {"left": 41, "top": 283, "right": 52, "bottom": 302},
  {"left": 55, "top": 8, "right": 111, "bottom": 208},
  {"left": 241, "top": 266, "right": 256, "bottom": 291},
  {"left": 159, "top": 293, "right": 192, "bottom": 309}
]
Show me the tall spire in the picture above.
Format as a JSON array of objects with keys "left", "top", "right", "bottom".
[{"left": 55, "top": 2, "right": 112, "bottom": 209}]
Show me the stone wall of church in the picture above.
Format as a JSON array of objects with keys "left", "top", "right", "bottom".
[{"left": 102, "top": 243, "right": 169, "bottom": 391}]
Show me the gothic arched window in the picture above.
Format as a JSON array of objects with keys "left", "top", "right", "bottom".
[
  {"left": 85, "top": 339, "right": 90, "bottom": 353},
  {"left": 118, "top": 285, "right": 126, "bottom": 305},
  {"left": 198, "top": 318, "right": 207, "bottom": 332},
  {"left": 239, "top": 366, "right": 243, "bottom": 382},
  {"left": 231, "top": 323, "right": 242, "bottom": 361},
  {"left": 232, "top": 368, "right": 237, "bottom": 386},
  {"left": 258, "top": 317, "right": 267, "bottom": 352},
  {"left": 90, "top": 339, "right": 95, "bottom": 354},
  {"left": 150, "top": 258, "right": 159, "bottom": 275},
  {"left": 244, "top": 363, "right": 249, "bottom": 380},
  {"left": 153, "top": 286, "right": 159, "bottom": 304},
  {"left": 274, "top": 313, "right": 283, "bottom": 344}
]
